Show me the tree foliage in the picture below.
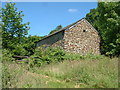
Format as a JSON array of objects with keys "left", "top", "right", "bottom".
[
  {"left": 86, "top": 2, "right": 120, "bottom": 56},
  {"left": 1, "top": 2, "right": 43, "bottom": 57},
  {"left": 49, "top": 25, "right": 62, "bottom": 34},
  {"left": 2, "top": 2, "right": 30, "bottom": 49},
  {"left": 23, "top": 35, "right": 42, "bottom": 55}
]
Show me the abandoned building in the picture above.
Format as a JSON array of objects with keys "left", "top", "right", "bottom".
[{"left": 37, "top": 18, "right": 100, "bottom": 55}]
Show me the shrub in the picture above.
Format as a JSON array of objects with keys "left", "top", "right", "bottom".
[
  {"left": 83, "top": 53, "right": 108, "bottom": 60},
  {"left": 30, "top": 46, "right": 65, "bottom": 67},
  {"left": 64, "top": 53, "right": 84, "bottom": 60},
  {"left": 45, "top": 47, "right": 65, "bottom": 62},
  {"left": 12, "top": 44, "right": 28, "bottom": 56},
  {"left": 2, "top": 49, "right": 15, "bottom": 62}
]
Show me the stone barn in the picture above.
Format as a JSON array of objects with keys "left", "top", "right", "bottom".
[{"left": 37, "top": 18, "right": 100, "bottom": 55}]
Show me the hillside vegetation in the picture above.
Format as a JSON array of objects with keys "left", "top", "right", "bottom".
[{"left": 2, "top": 54, "right": 118, "bottom": 88}]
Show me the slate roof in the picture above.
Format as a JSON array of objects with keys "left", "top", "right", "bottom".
[{"left": 37, "top": 18, "right": 86, "bottom": 42}]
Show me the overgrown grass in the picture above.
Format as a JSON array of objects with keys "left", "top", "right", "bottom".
[
  {"left": 2, "top": 61, "right": 75, "bottom": 88},
  {"left": 64, "top": 52, "right": 108, "bottom": 60},
  {"left": 32, "top": 56, "right": 118, "bottom": 88},
  {"left": 2, "top": 54, "right": 118, "bottom": 88}
]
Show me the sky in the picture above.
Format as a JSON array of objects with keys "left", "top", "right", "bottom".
[{"left": 2, "top": 2, "right": 98, "bottom": 36}]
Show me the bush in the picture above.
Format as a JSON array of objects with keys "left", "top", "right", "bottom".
[
  {"left": 30, "top": 46, "right": 65, "bottom": 67},
  {"left": 64, "top": 53, "right": 84, "bottom": 60},
  {"left": 12, "top": 44, "right": 28, "bottom": 56},
  {"left": 2, "top": 49, "right": 15, "bottom": 62},
  {"left": 83, "top": 53, "right": 108, "bottom": 60}
]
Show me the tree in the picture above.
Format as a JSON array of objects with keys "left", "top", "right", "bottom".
[
  {"left": 97, "top": 2, "right": 120, "bottom": 56},
  {"left": 49, "top": 25, "right": 62, "bottom": 35},
  {"left": 2, "top": 2, "right": 30, "bottom": 49},
  {"left": 86, "top": 2, "right": 120, "bottom": 56}
]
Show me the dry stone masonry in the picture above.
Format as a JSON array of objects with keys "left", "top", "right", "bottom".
[{"left": 37, "top": 18, "right": 100, "bottom": 55}]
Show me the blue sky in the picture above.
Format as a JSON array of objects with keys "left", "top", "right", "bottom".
[{"left": 2, "top": 2, "right": 98, "bottom": 36}]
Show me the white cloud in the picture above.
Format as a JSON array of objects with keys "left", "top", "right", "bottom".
[{"left": 68, "top": 9, "right": 78, "bottom": 13}]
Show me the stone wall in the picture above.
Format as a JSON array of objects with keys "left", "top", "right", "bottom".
[
  {"left": 64, "top": 19, "right": 100, "bottom": 55},
  {"left": 51, "top": 39, "right": 64, "bottom": 48}
]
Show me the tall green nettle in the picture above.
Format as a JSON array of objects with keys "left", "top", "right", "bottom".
[{"left": 2, "top": 2, "right": 30, "bottom": 49}]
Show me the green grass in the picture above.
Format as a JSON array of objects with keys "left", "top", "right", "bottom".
[
  {"left": 2, "top": 55, "right": 118, "bottom": 88},
  {"left": 33, "top": 57, "right": 118, "bottom": 88},
  {"left": 2, "top": 61, "right": 74, "bottom": 88}
]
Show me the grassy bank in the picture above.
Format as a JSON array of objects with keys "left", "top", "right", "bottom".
[{"left": 2, "top": 55, "right": 118, "bottom": 88}]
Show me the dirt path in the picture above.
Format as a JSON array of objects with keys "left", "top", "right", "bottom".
[
  {"left": 26, "top": 70, "right": 80, "bottom": 88},
  {"left": 6, "top": 62, "right": 80, "bottom": 88},
  {"left": 27, "top": 71, "right": 63, "bottom": 83}
]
